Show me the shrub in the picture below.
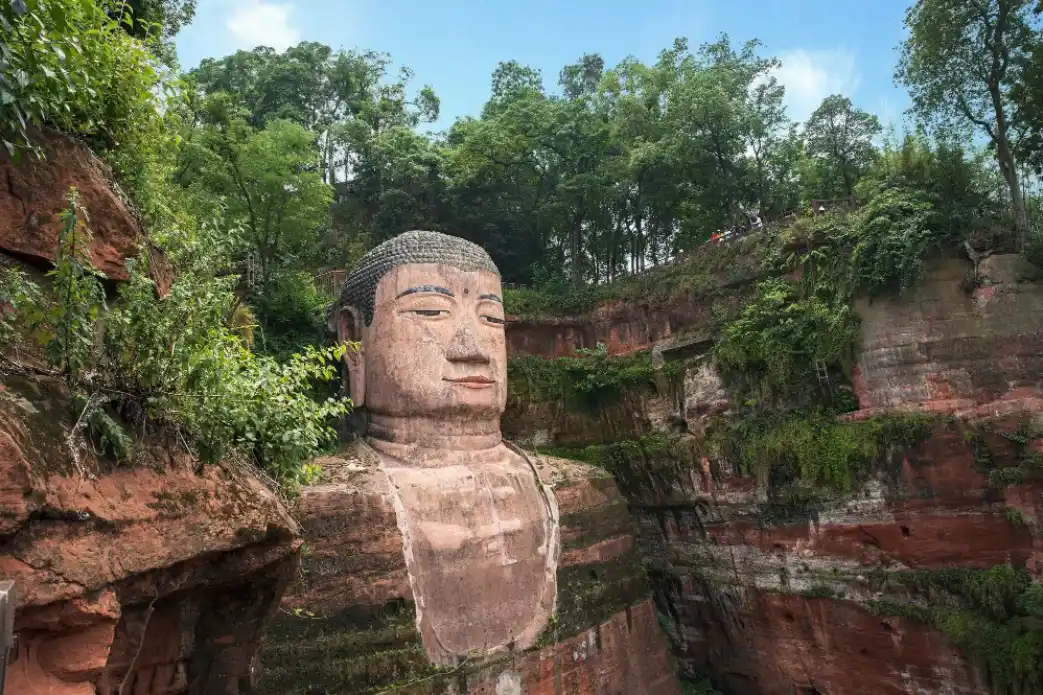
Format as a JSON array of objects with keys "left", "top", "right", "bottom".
[
  {"left": 713, "top": 278, "right": 860, "bottom": 402},
  {"left": 845, "top": 186, "right": 949, "bottom": 297},
  {"left": 508, "top": 344, "right": 671, "bottom": 411},
  {"left": 1, "top": 0, "right": 163, "bottom": 157},
  {"left": 1, "top": 193, "right": 350, "bottom": 489}
]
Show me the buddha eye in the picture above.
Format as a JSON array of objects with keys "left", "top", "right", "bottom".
[
  {"left": 481, "top": 315, "right": 505, "bottom": 326},
  {"left": 408, "top": 309, "right": 449, "bottom": 318}
]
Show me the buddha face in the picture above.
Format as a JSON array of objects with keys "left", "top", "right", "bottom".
[{"left": 342, "top": 263, "right": 507, "bottom": 420}]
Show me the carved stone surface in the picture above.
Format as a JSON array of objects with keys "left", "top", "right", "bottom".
[{"left": 334, "top": 231, "right": 559, "bottom": 665}]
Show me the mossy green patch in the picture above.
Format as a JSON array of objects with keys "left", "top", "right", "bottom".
[
  {"left": 558, "top": 498, "right": 632, "bottom": 551},
  {"left": 507, "top": 345, "right": 678, "bottom": 413},
  {"left": 539, "top": 548, "right": 651, "bottom": 645},
  {"left": 870, "top": 566, "right": 1043, "bottom": 695},
  {"left": 964, "top": 415, "right": 1043, "bottom": 488}
]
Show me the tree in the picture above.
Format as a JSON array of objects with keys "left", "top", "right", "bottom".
[
  {"left": 178, "top": 110, "right": 333, "bottom": 283},
  {"left": 191, "top": 43, "right": 439, "bottom": 184},
  {"left": 897, "top": 0, "right": 1040, "bottom": 243},
  {"left": 744, "top": 73, "right": 790, "bottom": 217},
  {"left": 804, "top": 95, "right": 881, "bottom": 197}
]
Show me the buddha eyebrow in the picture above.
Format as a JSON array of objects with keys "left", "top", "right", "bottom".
[
  {"left": 478, "top": 293, "right": 502, "bottom": 304},
  {"left": 397, "top": 285, "right": 454, "bottom": 299}
]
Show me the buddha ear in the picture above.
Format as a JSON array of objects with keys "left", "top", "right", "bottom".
[{"left": 336, "top": 306, "right": 365, "bottom": 408}]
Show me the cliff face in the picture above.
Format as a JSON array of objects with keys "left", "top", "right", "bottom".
[
  {"left": 0, "top": 371, "right": 300, "bottom": 695},
  {"left": 257, "top": 444, "right": 680, "bottom": 695},
  {"left": 0, "top": 134, "right": 297, "bottom": 695},
  {"left": 0, "top": 129, "right": 173, "bottom": 295},
  {"left": 502, "top": 253, "right": 1043, "bottom": 695}
]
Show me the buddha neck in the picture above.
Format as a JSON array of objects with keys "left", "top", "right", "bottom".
[{"left": 366, "top": 412, "right": 503, "bottom": 459}]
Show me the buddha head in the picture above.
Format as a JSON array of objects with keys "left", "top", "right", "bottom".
[{"left": 331, "top": 231, "right": 507, "bottom": 442}]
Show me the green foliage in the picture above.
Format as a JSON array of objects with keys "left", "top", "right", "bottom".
[
  {"left": 503, "top": 233, "right": 765, "bottom": 317},
  {"left": 862, "top": 134, "right": 1003, "bottom": 237},
  {"left": 803, "top": 94, "right": 881, "bottom": 197},
  {"left": 0, "top": 265, "right": 43, "bottom": 346},
  {"left": 252, "top": 271, "right": 329, "bottom": 360},
  {"left": 508, "top": 344, "right": 671, "bottom": 410},
  {"left": 0, "top": 193, "right": 349, "bottom": 488},
  {"left": 176, "top": 115, "right": 334, "bottom": 282},
  {"left": 897, "top": 0, "right": 1039, "bottom": 239},
  {"left": 71, "top": 392, "right": 133, "bottom": 461},
  {"left": 1025, "top": 226, "right": 1043, "bottom": 269},
  {"left": 46, "top": 189, "right": 107, "bottom": 380},
  {"left": 540, "top": 435, "right": 692, "bottom": 474},
  {"left": 0, "top": 0, "right": 163, "bottom": 157},
  {"left": 715, "top": 411, "right": 935, "bottom": 493},
  {"left": 846, "top": 186, "right": 949, "bottom": 296},
  {"left": 876, "top": 566, "right": 1043, "bottom": 695},
  {"left": 713, "top": 277, "right": 859, "bottom": 401},
  {"left": 966, "top": 417, "right": 1043, "bottom": 488},
  {"left": 103, "top": 256, "right": 350, "bottom": 486},
  {"left": 680, "top": 677, "right": 723, "bottom": 695}
]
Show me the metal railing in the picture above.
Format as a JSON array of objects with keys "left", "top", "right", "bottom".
[{"left": 314, "top": 269, "right": 347, "bottom": 302}]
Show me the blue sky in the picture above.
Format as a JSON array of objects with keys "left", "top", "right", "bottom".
[{"left": 175, "top": 0, "right": 915, "bottom": 132}]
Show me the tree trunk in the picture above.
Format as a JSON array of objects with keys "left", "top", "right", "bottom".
[
  {"left": 992, "top": 88, "right": 1028, "bottom": 246},
  {"left": 570, "top": 210, "right": 584, "bottom": 287}
]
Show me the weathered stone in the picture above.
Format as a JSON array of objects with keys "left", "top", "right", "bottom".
[
  {"left": 501, "top": 250, "right": 1043, "bottom": 695},
  {"left": 258, "top": 448, "right": 679, "bottom": 695},
  {"left": 0, "top": 128, "right": 172, "bottom": 295},
  {"left": 0, "top": 371, "right": 299, "bottom": 694},
  {"left": 853, "top": 256, "right": 1043, "bottom": 414}
]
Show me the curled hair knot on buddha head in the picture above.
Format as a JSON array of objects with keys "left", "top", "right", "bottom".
[{"left": 332, "top": 230, "right": 500, "bottom": 328}]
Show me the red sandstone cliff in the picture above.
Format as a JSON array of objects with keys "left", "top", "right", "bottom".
[
  {"left": 0, "top": 129, "right": 174, "bottom": 296},
  {"left": 0, "top": 132, "right": 297, "bottom": 695},
  {"left": 503, "top": 253, "right": 1043, "bottom": 695}
]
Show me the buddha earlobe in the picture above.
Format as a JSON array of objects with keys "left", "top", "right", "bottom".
[{"left": 337, "top": 306, "right": 366, "bottom": 408}]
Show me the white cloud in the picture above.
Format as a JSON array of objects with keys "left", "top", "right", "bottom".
[
  {"left": 225, "top": 0, "right": 300, "bottom": 52},
  {"left": 771, "top": 49, "right": 860, "bottom": 123}
]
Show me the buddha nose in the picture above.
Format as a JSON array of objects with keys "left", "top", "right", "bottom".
[{"left": 446, "top": 321, "right": 489, "bottom": 363}]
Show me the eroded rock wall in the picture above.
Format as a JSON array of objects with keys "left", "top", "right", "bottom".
[
  {"left": 0, "top": 372, "right": 299, "bottom": 695},
  {"left": 502, "top": 254, "right": 1043, "bottom": 695},
  {"left": 853, "top": 255, "right": 1043, "bottom": 415},
  {"left": 0, "top": 128, "right": 173, "bottom": 295}
]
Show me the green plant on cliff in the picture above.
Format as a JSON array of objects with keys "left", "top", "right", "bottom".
[
  {"left": 508, "top": 344, "right": 673, "bottom": 410},
  {"left": 0, "top": 0, "right": 164, "bottom": 158},
  {"left": 873, "top": 566, "right": 1043, "bottom": 695},
  {"left": 46, "top": 189, "right": 107, "bottom": 381},
  {"left": 715, "top": 411, "right": 935, "bottom": 493},
  {"left": 102, "top": 251, "right": 350, "bottom": 486},
  {"left": 681, "top": 677, "right": 723, "bottom": 695},
  {"left": 0, "top": 193, "right": 350, "bottom": 488},
  {"left": 0, "top": 265, "right": 43, "bottom": 347},
  {"left": 713, "top": 277, "right": 860, "bottom": 403},
  {"left": 540, "top": 435, "right": 696, "bottom": 475},
  {"left": 965, "top": 417, "right": 1043, "bottom": 488},
  {"left": 844, "top": 186, "right": 949, "bottom": 297}
]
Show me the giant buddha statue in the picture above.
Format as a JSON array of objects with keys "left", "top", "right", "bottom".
[
  {"left": 332, "top": 230, "right": 559, "bottom": 664},
  {"left": 257, "top": 231, "right": 679, "bottom": 695}
]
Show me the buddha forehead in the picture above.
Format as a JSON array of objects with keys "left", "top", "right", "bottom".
[
  {"left": 336, "top": 230, "right": 499, "bottom": 326},
  {"left": 376, "top": 264, "right": 501, "bottom": 303}
]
